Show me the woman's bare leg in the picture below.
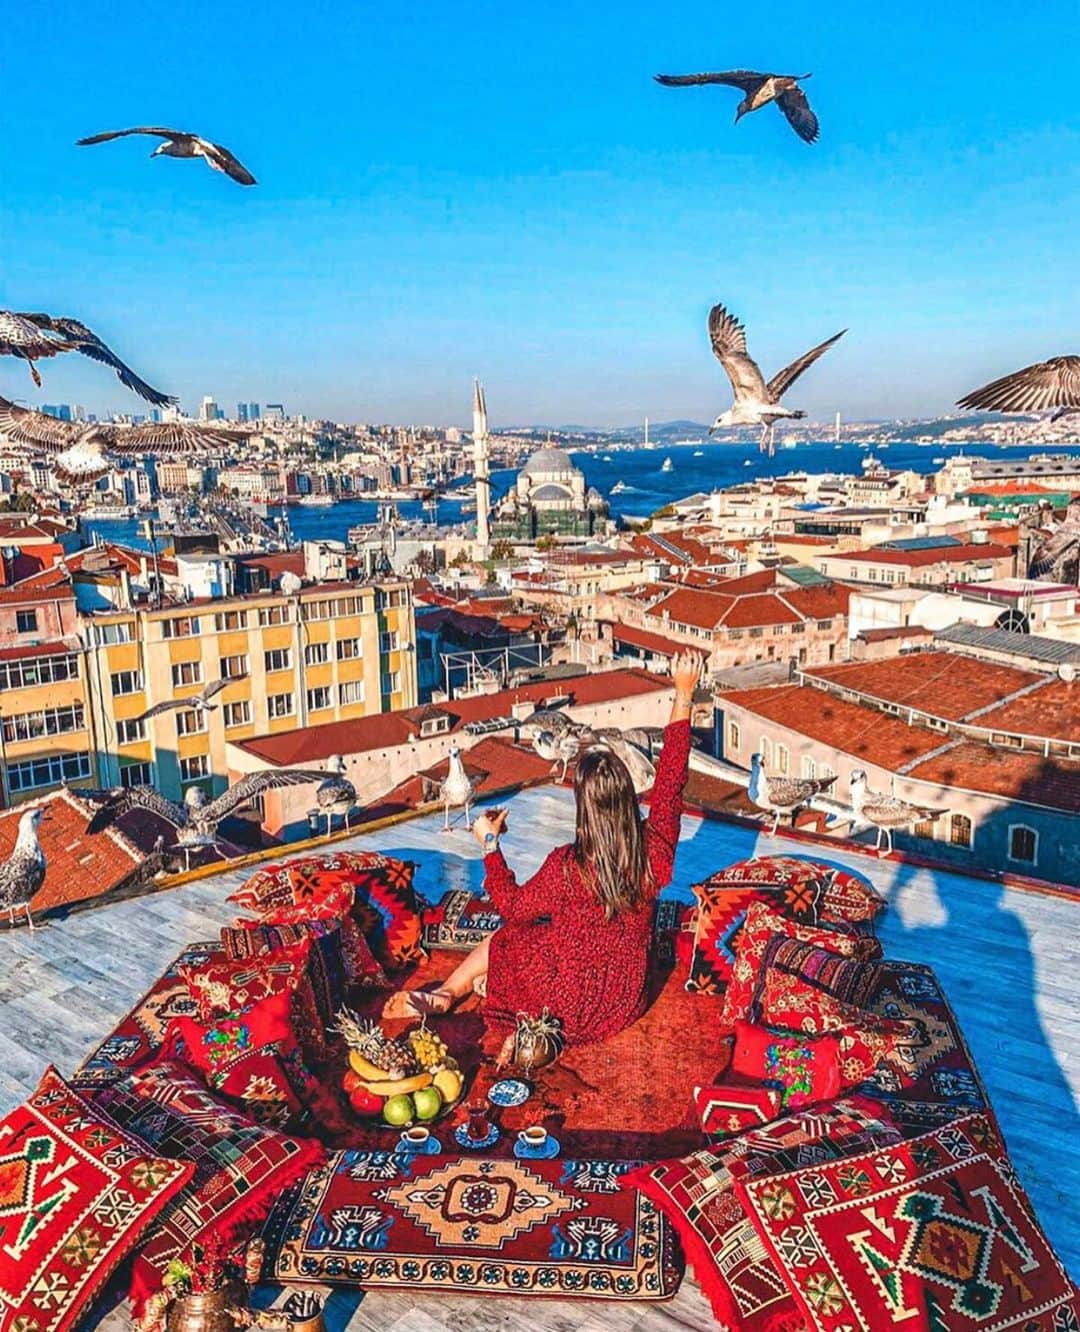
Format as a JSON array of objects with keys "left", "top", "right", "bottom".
[{"left": 382, "top": 936, "right": 492, "bottom": 1020}]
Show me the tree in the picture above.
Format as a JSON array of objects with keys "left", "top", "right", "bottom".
[
  {"left": 536, "top": 533, "right": 557, "bottom": 553},
  {"left": 491, "top": 539, "right": 515, "bottom": 561}
]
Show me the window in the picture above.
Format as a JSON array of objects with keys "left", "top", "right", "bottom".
[
  {"left": 381, "top": 670, "right": 401, "bottom": 696},
  {"left": 176, "top": 709, "right": 207, "bottom": 736},
  {"left": 258, "top": 604, "right": 289, "bottom": 626},
  {"left": 2, "top": 704, "right": 86, "bottom": 744},
  {"left": 96, "top": 622, "right": 132, "bottom": 645},
  {"left": 376, "top": 588, "right": 402, "bottom": 610},
  {"left": 116, "top": 717, "right": 146, "bottom": 745},
  {"left": 15, "top": 609, "right": 38, "bottom": 634},
  {"left": 801, "top": 755, "right": 817, "bottom": 780},
  {"left": 179, "top": 754, "right": 209, "bottom": 783},
  {"left": 214, "top": 610, "right": 247, "bottom": 631},
  {"left": 223, "top": 700, "right": 252, "bottom": 727},
  {"left": 775, "top": 744, "right": 790, "bottom": 775},
  {"left": 791, "top": 623, "right": 805, "bottom": 634},
  {"left": 162, "top": 616, "right": 200, "bottom": 638},
  {"left": 307, "top": 685, "right": 332, "bottom": 712},
  {"left": 760, "top": 737, "right": 773, "bottom": 767},
  {"left": 949, "top": 814, "right": 972, "bottom": 849},
  {"left": 913, "top": 819, "right": 937, "bottom": 840},
  {"left": 0, "top": 652, "right": 79, "bottom": 690},
  {"left": 171, "top": 661, "right": 203, "bottom": 688},
  {"left": 8, "top": 751, "right": 91, "bottom": 792},
  {"left": 219, "top": 654, "right": 248, "bottom": 679},
  {"left": 264, "top": 648, "right": 292, "bottom": 673},
  {"left": 1008, "top": 825, "right": 1037, "bottom": 865},
  {"left": 111, "top": 669, "right": 143, "bottom": 696},
  {"left": 820, "top": 763, "right": 835, "bottom": 782},
  {"left": 305, "top": 642, "right": 329, "bottom": 666},
  {"left": 728, "top": 629, "right": 743, "bottom": 641},
  {"left": 419, "top": 712, "right": 450, "bottom": 737},
  {"left": 338, "top": 680, "right": 365, "bottom": 706},
  {"left": 727, "top": 720, "right": 741, "bottom": 752},
  {"left": 301, "top": 596, "right": 361, "bottom": 622},
  {"left": 380, "top": 630, "right": 399, "bottom": 653},
  {"left": 337, "top": 637, "right": 361, "bottom": 661},
  {"left": 817, "top": 620, "right": 833, "bottom": 631},
  {"left": 120, "top": 760, "right": 153, "bottom": 788},
  {"left": 749, "top": 627, "right": 764, "bottom": 639},
  {"left": 268, "top": 693, "right": 294, "bottom": 719}
]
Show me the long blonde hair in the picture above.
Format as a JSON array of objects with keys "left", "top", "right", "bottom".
[{"left": 572, "top": 747, "right": 650, "bottom": 919}]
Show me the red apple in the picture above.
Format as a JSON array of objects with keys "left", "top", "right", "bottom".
[
  {"left": 343, "top": 1070, "right": 362, "bottom": 1095},
  {"left": 348, "top": 1086, "right": 384, "bottom": 1116}
]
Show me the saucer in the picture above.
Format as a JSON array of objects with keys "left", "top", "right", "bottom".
[
  {"left": 513, "top": 1134, "right": 560, "bottom": 1160},
  {"left": 397, "top": 1132, "right": 442, "bottom": 1155},
  {"left": 454, "top": 1122, "right": 501, "bottom": 1151},
  {"left": 488, "top": 1078, "right": 530, "bottom": 1108}
]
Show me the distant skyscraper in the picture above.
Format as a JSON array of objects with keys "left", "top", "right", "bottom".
[
  {"left": 199, "top": 395, "right": 219, "bottom": 422},
  {"left": 264, "top": 403, "right": 285, "bottom": 423},
  {"left": 248, "top": 402, "right": 260, "bottom": 420},
  {"left": 472, "top": 378, "right": 491, "bottom": 558},
  {"left": 237, "top": 403, "right": 248, "bottom": 422}
]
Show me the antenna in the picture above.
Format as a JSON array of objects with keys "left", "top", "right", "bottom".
[{"left": 644, "top": 416, "right": 649, "bottom": 448}]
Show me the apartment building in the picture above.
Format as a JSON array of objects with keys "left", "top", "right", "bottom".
[{"left": 815, "top": 538, "right": 1015, "bottom": 588}]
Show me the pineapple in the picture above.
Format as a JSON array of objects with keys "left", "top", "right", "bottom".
[{"left": 334, "top": 1007, "right": 418, "bottom": 1078}]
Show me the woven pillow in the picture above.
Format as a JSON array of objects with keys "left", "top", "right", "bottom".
[
  {"left": 736, "top": 1113, "right": 1080, "bottom": 1332},
  {"left": 720, "top": 899, "right": 882, "bottom": 1028},
  {"left": 0, "top": 1067, "right": 192, "bottom": 1332},
  {"left": 687, "top": 859, "right": 883, "bottom": 997},
  {"left": 96, "top": 1059, "right": 325, "bottom": 1323},
  {"left": 758, "top": 965, "right": 922, "bottom": 1058},
  {"left": 225, "top": 853, "right": 377, "bottom": 912},
  {"left": 691, "top": 1080, "right": 785, "bottom": 1138},
  {"left": 731, "top": 1018, "right": 843, "bottom": 1110},
  {"left": 421, "top": 889, "right": 503, "bottom": 951},
  {"left": 747, "top": 932, "right": 879, "bottom": 1024},
  {"left": 346, "top": 855, "right": 424, "bottom": 968},
  {"left": 252, "top": 884, "right": 386, "bottom": 984}
]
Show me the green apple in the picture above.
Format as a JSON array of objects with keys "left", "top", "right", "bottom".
[
  {"left": 412, "top": 1086, "right": 443, "bottom": 1122},
  {"left": 382, "top": 1093, "right": 414, "bottom": 1127}
]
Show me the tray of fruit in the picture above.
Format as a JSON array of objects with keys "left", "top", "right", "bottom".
[{"left": 334, "top": 1008, "right": 465, "bottom": 1129}]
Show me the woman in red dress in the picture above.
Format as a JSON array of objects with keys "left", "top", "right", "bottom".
[{"left": 386, "top": 652, "right": 701, "bottom": 1045}]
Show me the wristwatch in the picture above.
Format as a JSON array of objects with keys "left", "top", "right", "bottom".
[{"left": 483, "top": 832, "right": 498, "bottom": 851}]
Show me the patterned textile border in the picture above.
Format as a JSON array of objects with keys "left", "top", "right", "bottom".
[{"left": 260, "top": 1151, "right": 683, "bottom": 1301}]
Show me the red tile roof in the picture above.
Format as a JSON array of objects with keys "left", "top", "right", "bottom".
[
  {"left": 0, "top": 566, "right": 74, "bottom": 604},
  {"left": 647, "top": 588, "right": 735, "bottom": 630},
  {"left": 0, "top": 639, "right": 78, "bottom": 663},
  {"left": 841, "top": 543, "right": 1014, "bottom": 567},
  {"left": 976, "top": 680, "right": 1080, "bottom": 743},
  {"left": 612, "top": 623, "right": 679, "bottom": 656},
  {"left": 908, "top": 743, "right": 1080, "bottom": 814},
  {"left": 0, "top": 790, "right": 142, "bottom": 915},
  {"left": 804, "top": 653, "right": 1041, "bottom": 721},
  {"left": 237, "top": 668, "right": 672, "bottom": 766},
  {"left": 385, "top": 737, "right": 556, "bottom": 809},
  {"left": 647, "top": 580, "right": 850, "bottom": 632}
]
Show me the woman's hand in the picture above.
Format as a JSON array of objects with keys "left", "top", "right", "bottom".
[
  {"left": 472, "top": 807, "right": 508, "bottom": 851},
  {"left": 671, "top": 650, "right": 704, "bottom": 703}
]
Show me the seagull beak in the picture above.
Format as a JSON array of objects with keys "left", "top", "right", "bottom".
[{"left": 707, "top": 425, "right": 716, "bottom": 435}]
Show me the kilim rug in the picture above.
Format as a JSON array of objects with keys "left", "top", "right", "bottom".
[
  {"left": 736, "top": 1113, "right": 1080, "bottom": 1332},
  {"left": 260, "top": 1151, "right": 683, "bottom": 1301}
]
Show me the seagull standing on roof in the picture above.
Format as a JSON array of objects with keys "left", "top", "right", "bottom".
[
  {"left": 748, "top": 751, "right": 837, "bottom": 835},
  {"left": 655, "top": 69, "right": 820, "bottom": 143},
  {"left": 77, "top": 127, "right": 257, "bottom": 186},
  {"left": 0, "top": 807, "right": 47, "bottom": 931},
  {"left": 0, "top": 311, "right": 174, "bottom": 404},
  {"left": 440, "top": 743, "right": 475, "bottom": 832},
  {"left": 315, "top": 756, "right": 357, "bottom": 837},
  {"left": 849, "top": 770, "right": 947, "bottom": 856},
  {"left": 957, "top": 356, "right": 1080, "bottom": 421},
  {"left": 134, "top": 677, "right": 241, "bottom": 724},
  {"left": 707, "top": 304, "right": 846, "bottom": 456}
]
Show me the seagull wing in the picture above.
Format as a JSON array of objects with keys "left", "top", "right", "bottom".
[
  {"left": 132, "top": 699, "right": 184, "bottom": 722},
  {"left": 860, "top": 793, "right": 945, "bottom": 826},
  {"left": 0, "top": 397, "right": 82, "bottom": 453},
  {"left": 19, "top": 314, "right": 175, "bottom": 407},
  {"left": 201, "top": 769, "right": 331, "bottom": 824},
  {"left": 776, "top": 85, "right": 820, "bottom": 143},
  {"left": 765, "top": 775, "right": 835, "bottom": 807},
  {"left": 957, "top": 356, "right": 1080, "bottom": 414},
  {"left": 200, "top": 677, "right": 236, "bottom": 704},
  {"left": 655, "top": 70, "right": 767, "bottom": 91},
  {"left": 196, "top": 138, "right": 257, "bottom": 186},
  {"left": 109, "top": 420, "right": 248, "bottom": 455},
  {"left": 76, "top": 128, "right": 187, "bottom": 145},
  {"left": 0, "top": 310, "right": 74, "bottom": 359},
  {"left": 708, "top": 304, "right": 767, "bottom": 402},
  {"left": 84, "top": 785, "right": 187, "bottom": 834},
  {"left": 766, "top": 329, "right": 846, "bottom": 402}
]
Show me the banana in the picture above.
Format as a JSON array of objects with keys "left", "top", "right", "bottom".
[
  {"left": 352, "top": 1070, "right": 434, "bottom": 1099},
  {"left": 348, "top": 1050, "right": 398, "bottom": 1081}
]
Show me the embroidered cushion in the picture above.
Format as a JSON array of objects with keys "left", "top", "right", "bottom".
[
  {"left": 747, "top": 933, "right": 880, "bottom": 1024},
  {"left": 736, "top": 1113, "right": 1080, "bottom": 1332},
  {"left": 0, "top": 1066, "right": 192, "bottom": 1332},
  {"left": 691, "top": 1080, "right": 785, "bottom": 1138},
  {"left": 225, "top": 853, "right": 378, "bottom": 912},
  {"left": 719, "top": 900, "right": 882, "bottom": 1027},
  {"left": 95, "top": 1059, "right": 325, "bottom": 1321},
  {"left": 687, "top": 858, "right": 883, "bottom": 997},
  {"left": 253, "top": 885, "right": 385, "bottom": 984},
  {"left": 421, "top": 889, "right": 503, "bottom": 951},
  {"left": 731, "top": 1019, "right": 844, "bottom": 1110}
]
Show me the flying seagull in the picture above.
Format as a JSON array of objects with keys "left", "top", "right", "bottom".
[
  {"left": 83, "top": 769, "right": 334, "bottom": 867},
  {"left": 748, "top": 751, "right": 837, "bottom": 835},
  {"left": 77, "top": 128, "right": 257, "bottom": 186},
  {"left": 957, "top": 356, "right": 1080, "bottom": 420},
  {"left": 849, "top": 770, "right": 946, "bottom": 856},
  {"left": 0, "top": 807, "right": 47, "bottom": 931},
  {"left": 655, "top": 70, "right": 819, "bottom": 144},
  {"left": 0, "top": 398, "right": 246, "bottom": 482},
  {"left": 707, "top": 303, "right": 845, "bottom": 455},
  {"left": 134, "top": 677, "right": 241, "bottom": 725},
  {"left": 0, "top": 310, "right": 174, "bottom": 405},
  {"left": 315, "top": 756, "right": 357, "bottom": 837}
]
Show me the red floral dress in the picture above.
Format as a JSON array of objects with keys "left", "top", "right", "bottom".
[{"left": 481, "top": 719, "right": 691, "bottom": 1045}]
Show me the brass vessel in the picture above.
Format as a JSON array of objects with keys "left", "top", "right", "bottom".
[{"left": 166, "top": 1285, "right": 245, "bottom": 1332}]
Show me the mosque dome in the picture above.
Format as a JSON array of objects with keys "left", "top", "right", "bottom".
[{"left": 521, "top": 446, "right": 578, "bottom": 480}]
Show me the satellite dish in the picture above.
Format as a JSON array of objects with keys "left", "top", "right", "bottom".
[
  {"left": 280, "top": 571, "right": 302, "bottom": 596},
  {"left": 1059, "top": 663, "right": 1077, "bottom": 684},
  {"left": 994, "top": 609, "right": 1030, "bottom": 634}
]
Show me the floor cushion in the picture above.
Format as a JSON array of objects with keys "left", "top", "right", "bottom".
[
  {"left": 720, "top": 899, "right": 883, "bottom": 1027},
  {"left": 0, "top": 1066, "right": 192, "bottom": 1332},
  {"left": 226, "top": 852, "right": 392, "bottom": 913},
  {"left": 736, "top": 1112, "right": 1080, "bottom": 1332},
  {"left": 692, "top": 1079, "right": 786, "bottom": 1138},
  {"left": 748, "top": 933, "right": 881, "bottom": 1024},
  {"left": 252, "top": 886, "right": 385, "bottom": 986},
  {"left": 421, "top": 889, "right": 503, "bottom": 951},
  {"left": 731, "top": 1019, "right": 844, "bottom": 1110},
  {"left": 95, "top": 1059, "right": 325, "bottom": 1321},
  {"left": 259, "top": 1151, "right": 683, "bottom": 1301},
  {"left": 622, "top": 1098, "right": 902, "bottom": 1332}
]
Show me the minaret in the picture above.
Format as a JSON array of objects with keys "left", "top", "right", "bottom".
[{"left": 472, "top": 378, "right": 491, "bottom": 559}]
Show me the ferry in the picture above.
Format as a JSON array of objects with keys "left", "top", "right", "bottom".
[
  {"left": 611, "top": 480, "right": 629, "bottom": 494},
  {"left": 298, "top": 493, "right": 335, "bottom": 507},
  {"left": 81, "top": 503, "right": 137, "bottom": 520},
  {"left": 693, "top": 450, "right": 704, "bottom": 457},
  {"left": 602, "top": 454, "right": 613, "bottom": 462}
]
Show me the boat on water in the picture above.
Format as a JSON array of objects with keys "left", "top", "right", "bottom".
[
  {"left": 299, "top": 493, "right": 335, "bottom": 507},
  {"left": 82, "top": 503, "right": 137, "bottom": 520},
  {"left": 743, "top": 459, "right": 752, "bottom": 467},
  {"left": 610, "top": 480, "right": 629, "bottom": 494},
  {"left": 602, "top": 454, "right": 613, "bottom": 462},
  {"left": 661, "top": 457, "right": 673, "bottom": 473},
  {"left": 693, "top": 449, "right": 704, "bottom": 457},
  {"left": 932, "top": 456, "right": 946, "bottom": 463}
]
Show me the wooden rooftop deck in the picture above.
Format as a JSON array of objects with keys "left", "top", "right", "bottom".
[{"left": 1, "top": 787, "right": 1076, "bottom": 1330}]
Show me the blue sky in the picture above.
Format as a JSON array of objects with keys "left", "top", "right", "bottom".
[{"left": 3, "top": 1, "right": 1077, "bottom": 425}]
